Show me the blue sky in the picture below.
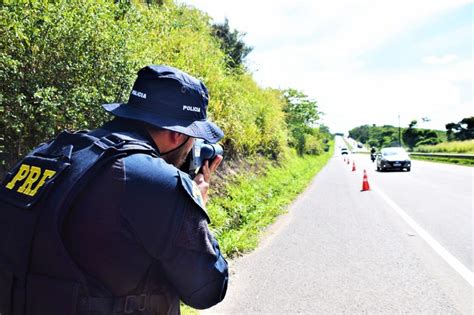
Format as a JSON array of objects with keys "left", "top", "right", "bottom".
[
  {"left": 179, "top": 0, "right": 473, "bottom": 133},
  {"left": 365, "top": 5, "right": 472, "bottom": 72}
]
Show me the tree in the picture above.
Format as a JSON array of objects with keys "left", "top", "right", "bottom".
[
  {"left": 349, "top": 124, "right": 399, "bottom": 149},
  {"left": 460, "top": 116, "right": 474, "bottom": 129},
  {"left": 403, "top": 120, "right": 440, "bottom": 149},
  {"left": 211, "top": 18, "right": 253, "bottom": 70},
  {"left": 446, "top": 116, "right": 474, "bottom": 141},
  {"left": 445, "top": 122, "right": 459, "bottom": 141},
  {"left": 282, "top": 89, "right": 320, "bottom": 155},
  {"left": 402, "top": 120, "right": 418, "bottom": 149},
  {"left": 380, "top": 128, "right": 398, "bottom": 147},
  {"left": 319, "top": 124, "right": 331, "bottom": 135},
  {"left": 459, "top": 117, "right": 474, "bottom": 140},
  {"left": 348, "top": 125, "right": 370, "bottom": 143}
]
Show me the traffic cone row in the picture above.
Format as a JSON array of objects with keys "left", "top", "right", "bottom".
[{"left": 342, "top": 156, "right": 370, "bottom": 192}]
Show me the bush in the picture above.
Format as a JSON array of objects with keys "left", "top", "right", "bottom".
[
  {"left": 303, "top": 132, "right": 324, "bottom": 155},
  {"left": 415, "top": 139, "right": 474, "bottom": 154},
  {"left": 1, "top": 1, "right": 134, "bottom": 172},
  {"left": 415, "top": 138, "right": 442, "bottom": 147}
]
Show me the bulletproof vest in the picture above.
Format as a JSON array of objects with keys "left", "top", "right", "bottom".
[{"left": 0, "top": 130, "right": 161, "bottom": 315}]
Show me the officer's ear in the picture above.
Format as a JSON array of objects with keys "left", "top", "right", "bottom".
[
  {"left": 168, "top": 131, "right": 186, "bottom": 145},
  {"left": 147, "top": 128, "right": 177, "bottom": 150}
]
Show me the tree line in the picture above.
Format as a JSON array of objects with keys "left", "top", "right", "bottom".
[{"left": 348, "top": 116, "right": 473, "bottom": 150}]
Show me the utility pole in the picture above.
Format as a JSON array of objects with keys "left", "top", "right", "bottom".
[{"left": 398, "top": 114, "right": 401, "bottom": 147}]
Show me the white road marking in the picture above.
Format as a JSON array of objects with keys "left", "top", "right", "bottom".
[{"left": 373, "top": 185, "right": 474, "bottom": 287}]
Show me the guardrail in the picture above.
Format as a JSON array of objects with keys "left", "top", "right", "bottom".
[
  {"left": 408, "top": 152, "right": 474, "bottom": 160},
  {"left": 355, "top": 151, "right": 474, "bottom": 160}
]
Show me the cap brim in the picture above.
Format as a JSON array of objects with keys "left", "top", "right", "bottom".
[{"left": 103, "top": 103, "right": 224, "bottom": 143}]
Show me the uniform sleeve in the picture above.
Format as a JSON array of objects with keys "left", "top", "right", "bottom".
[
  {"left": 160, "top": 180, "right": 228, "bottom": 310},
  {"left": 121, "top": 154, "right": 183, "bottom": 258},
  {"left": 121, "top": 154, "right": 228, "bottom": 308}
]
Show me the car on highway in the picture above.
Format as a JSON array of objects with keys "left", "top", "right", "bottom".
[
  {"left": 376, "top": 147, "right": 411, "bottom": 172},
  {"left": 341, "top": 147, "right": 349, "bottom": 155}
]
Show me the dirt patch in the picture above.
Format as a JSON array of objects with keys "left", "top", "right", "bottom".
[{"left": 211, "top": 155, "right": 275, "bottom": 197}]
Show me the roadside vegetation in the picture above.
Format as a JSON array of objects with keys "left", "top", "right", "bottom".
[
  {"left": 414, "top": 139, "right": 474, "bottom": 154},
  {"left": 0, "top": 0, "right": 331, "bottom": 174},
  {"left": 409, "top": 139, "right": 474, "bottom": 166}
]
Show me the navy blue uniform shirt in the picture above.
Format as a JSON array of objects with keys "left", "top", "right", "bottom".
[{"left": 62, "top": 119, "right": 228, "bottom": 313}]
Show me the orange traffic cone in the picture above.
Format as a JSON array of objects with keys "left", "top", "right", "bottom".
[
  {"left": 361, "top": 170, "right": 370, "bottom": 191},
  {"left": 344, "top": 157, "right": 346, "bottom": 162},
  {"left": 352, "top": 161, "right": 356, "bottom": 171},
  {"left": 347, "top": 158, "right": 350, "bottom": 165}
]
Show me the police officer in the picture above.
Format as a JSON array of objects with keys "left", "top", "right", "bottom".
[{"left": 1, "top": 65, "right": 228, "bottom": 315}]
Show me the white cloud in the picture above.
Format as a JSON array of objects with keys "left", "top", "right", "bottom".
[
  {"left": 182, "top": 0, "right": 471, "bottom": 58},
  {"left": 179, "top": 0, "right": 473, "bottom": 132},
  {"left": 422, "top": 54, "right": 460, "bottom": 65}
]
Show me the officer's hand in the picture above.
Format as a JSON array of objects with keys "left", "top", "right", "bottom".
[{"left": 194, "top": 155, "right": 223, "bottom": 205}]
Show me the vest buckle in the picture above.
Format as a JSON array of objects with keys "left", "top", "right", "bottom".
[{"left": 124, "top": 294, "right": 147, "bottom": 313}]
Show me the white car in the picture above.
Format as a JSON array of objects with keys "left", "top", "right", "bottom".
[{"left": 376, "top": 147, "right": 411, "bottom": 172}]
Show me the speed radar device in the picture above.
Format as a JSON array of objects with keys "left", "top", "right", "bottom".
[{"left": 183, "top": 139, "right": 223, "bottom": 178}]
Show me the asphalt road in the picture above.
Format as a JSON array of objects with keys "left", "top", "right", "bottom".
[{"left": 202, "top": 144, "right": 473, "bottom": 314}]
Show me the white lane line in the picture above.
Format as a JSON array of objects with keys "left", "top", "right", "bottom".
[{"left": 373, "top": 185, "right": 474, "bottom": 287}]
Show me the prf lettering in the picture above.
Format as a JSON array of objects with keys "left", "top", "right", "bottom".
[{"left": 5, "top": 164, "right": 56, "bottom": 197}]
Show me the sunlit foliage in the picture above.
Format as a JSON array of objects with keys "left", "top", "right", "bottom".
[{"left": 0, "top": 1, "right": 313, "bottom": 174}]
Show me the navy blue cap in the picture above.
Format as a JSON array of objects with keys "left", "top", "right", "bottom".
[{"left": 102, "top": 65, "right": 224, "bottom": 143}]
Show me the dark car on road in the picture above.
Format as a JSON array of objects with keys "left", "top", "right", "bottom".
[
  {"left": 341, "top": 147, "right": 349, "bottom": 155},
  {"left": 376, "top": 147, "right": 411, "bottom": 171}
]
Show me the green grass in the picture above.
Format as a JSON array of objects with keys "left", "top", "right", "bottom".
[
  {"left": 415, "top": 139, "right": 474, "bottom": 154},
  {"left": 411, "top": 139, "right": 474, "bottom": 166},
  {"left": 411, "top": 155, "right": 474, "bottom": 166},
  {"left": 181, "top": 144, "right": 333, "bottom": 314},
  {"left": 182, "top": 306, "right": 199, "bottom": 315}
]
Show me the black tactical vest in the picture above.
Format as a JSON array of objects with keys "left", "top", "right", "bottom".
[{"left": 0, "top": 130, "right": 160, "bottom": 315}]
